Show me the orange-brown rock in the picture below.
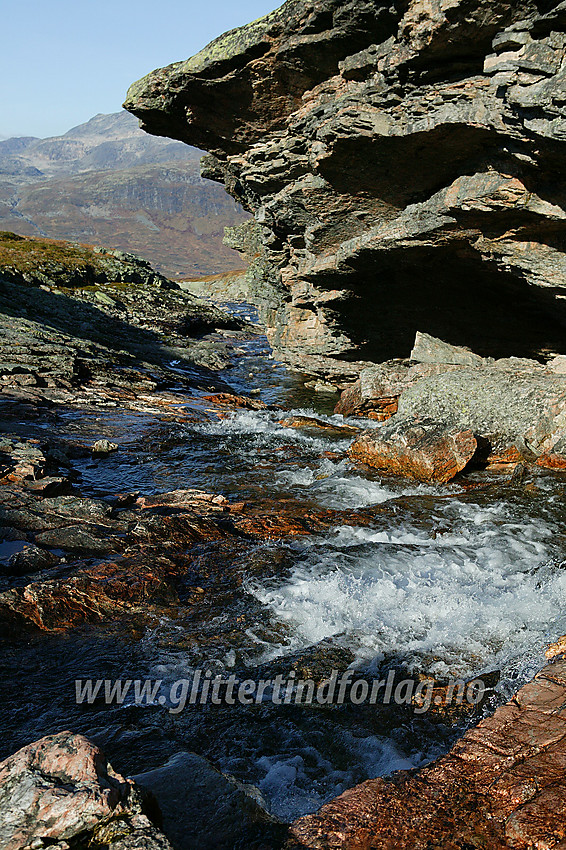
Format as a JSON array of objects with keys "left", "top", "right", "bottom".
[
  {"left": 348, "top": 419, "right": 477, "bottom": 483},
  {"left": 278, "top": 416, "right": 359, "bottom": 435},
  {"left": 202, "top": 392, "right": 267, "bottom": 411},
  {"left": 546, "top": 634, "right": 566, "bottom": 660},
  {"left": 135, "top": 489, "right": 234, "bottom": 512},
  {"left": 0, "top": 477, "right": 391, "bottom": 632},
  {"left": 536, "top": 452, "right": 566, "bottom": 470},
  {"left": 289, "top": 659, "right": 566, "bottom": 850}
]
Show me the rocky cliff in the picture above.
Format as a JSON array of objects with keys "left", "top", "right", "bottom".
[{"left": 125, "top": 0, "right": 566, "bottom": 385}]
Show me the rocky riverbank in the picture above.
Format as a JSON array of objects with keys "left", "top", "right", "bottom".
[
  {"left": 338, "top": 331, "right": 566, "bottom": 481},
  {"left": 2, "top": 230, "right": 566, "bottom": 848},
  {"left": 15, "top": 0, "right": 560, "bottom": 844}
]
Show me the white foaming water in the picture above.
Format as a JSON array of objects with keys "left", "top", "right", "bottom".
[
  {"left": 255, "top": 735, "right": 418, "bottom": 821},
  {"left": 193, "top": 408, "right": 566, "bottom": 682},
  {"left": 248, "top": 499, "right": 566, "bottom": 681},
  {"left": 275, "top": 456, "right": 435, "bottom": 508},
  {"left": 193, "top": 408, "right": 432, "bottom": 508},
  {"left": 178, "top": 404, "right": 566, "bottom": 820}
]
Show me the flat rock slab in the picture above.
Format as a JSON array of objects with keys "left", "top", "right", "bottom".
[
  {"left": 289, "top": 658, "right": 566, "bottom": 849},
  {"left": 348, "top": 418, "right": 477, "bottom": 483},
  {"left": 410, "top": 331, "right": 485, "bottom": 367}
]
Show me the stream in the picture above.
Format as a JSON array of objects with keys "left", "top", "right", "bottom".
[{"left": 1, "top": 305, "right": 566, "bottom": 825}]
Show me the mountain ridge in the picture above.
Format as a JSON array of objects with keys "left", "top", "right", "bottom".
[{"left": 0, "top": 111, "right": 248, "bottom": 277}]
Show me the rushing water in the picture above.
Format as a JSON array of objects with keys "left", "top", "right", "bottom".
[{"left": 1, "top": 308, "right": 566, "bottom": 825}]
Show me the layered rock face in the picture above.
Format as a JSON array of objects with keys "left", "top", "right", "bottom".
[{"left": 125, "top": 0, "right": 566, "bottom": 384}]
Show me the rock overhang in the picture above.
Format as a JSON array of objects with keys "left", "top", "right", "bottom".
[{"left": 125, "top": 0, "right": 566, "bottom": 386}]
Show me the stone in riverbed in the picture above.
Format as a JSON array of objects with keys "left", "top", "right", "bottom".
[
  {"left": 278, "top": 415, "right": 359, "bottom": 436},
  {"left": 133, "top": 751, "right": 281, "bottom": 850},
  {"left": 0, "top": 731, "right": 172, "bottom": 850},
  {"left": 410, "top": 332, "right": 485, "bottom": 367},
  {"left": 92, "top": 438, "right": 119, "bottom": 453},
  {"left": 4, "top": 543, "right": 59, "bottom": 576},
  {"left": 348, "top": 419, "right": 477, "bottom": 483},
  {"left": 135, "top": 489, "right": 232, "bottom": 513},
  {"left": 201, "top": 392, "right": 267, "bottom": 411}
]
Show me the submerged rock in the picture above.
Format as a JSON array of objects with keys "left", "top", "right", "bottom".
[
  {"left": 0, "top": 731, "right": 172, "bottom": 850},
  {"left": 133, "top": 751, "right": 281, "bottom": 850},
  {"left": 348, "top": 419, "right": 477, "bottom": 483}
]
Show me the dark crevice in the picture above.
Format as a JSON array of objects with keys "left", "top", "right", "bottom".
[
  {"left": 323, "top": 246, "right": 566, "bottom": 362},
  {"left": 317, "top": 125, "right": 506, "bottom": 207}
]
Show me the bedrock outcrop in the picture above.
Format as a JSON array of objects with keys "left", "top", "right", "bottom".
[
  {"left": 288, "top": 656, "right": 566, "bottom": 849},
  {"left": 125, "top": 0, "right": 566, "bottom": 385}
]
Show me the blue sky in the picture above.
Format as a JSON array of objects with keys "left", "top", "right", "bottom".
[{"left": 1, "top": 0, "right": 277, "bottom": 139}]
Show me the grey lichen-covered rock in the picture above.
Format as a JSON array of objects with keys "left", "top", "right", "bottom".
[
  {"left": 126, "top": 0, "right": 566, "bottom": 385},
  {"left": 92, "top": 439, "right": 119, "bottom": 454},
  {"left": 410, "top": 332, "right": 485, "bottom": 367},
  {"left": 397, "top": 365, "right": 566, "bottom": 456}
]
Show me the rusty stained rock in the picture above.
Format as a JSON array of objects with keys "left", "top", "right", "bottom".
[
  {"left": 0, "top": 477, "right": 392, "bottom": 633},
  {"left": 348, "top": 419, "right": 478, "bottom": 483},
  {"left": 289, "top": 658, "right": 566, "bottom": 850}
]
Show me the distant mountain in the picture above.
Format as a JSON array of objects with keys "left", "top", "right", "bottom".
[{"left": 0, "top": 111, "right": 248, "bottom": 277}]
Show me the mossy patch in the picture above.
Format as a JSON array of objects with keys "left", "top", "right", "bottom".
[
  {"left": 0, "top": 233, "right": 106, "bottom": 286},
  {"left": 0, "top": 232, "right": 165, "bottom": 290}
]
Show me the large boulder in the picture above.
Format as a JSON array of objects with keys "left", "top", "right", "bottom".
[
  {"left": 348, "top": 418, "right": 477, "bottom": 482},
  {"left": 410, "top": 332, "right": 485, "bottom": 367},
  {"left": 125, "top": 0, "right": 566, "bottom": 384},
  {"left": 0, "top": 732, "right": 172, "bottom": 849},
  {"left": 334, "top": 359, "right": 462, "bottom": 418},
  {"left": 397, "top": 365, "right": 566, "bottom": 459}
]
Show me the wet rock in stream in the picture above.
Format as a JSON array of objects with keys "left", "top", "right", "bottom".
[
  {"left": 289, "top": 657, "right": 566, "bottom": 850},
  {"left": 348, "top": 419, "right": 478, "bottom": 484},
  {"left": 0, "top": 731, "right": 172, "bottom": 850}
]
